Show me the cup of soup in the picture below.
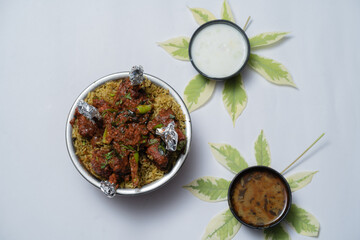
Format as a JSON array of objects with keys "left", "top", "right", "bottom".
[
  {"left": 188, "top": 20, "right": 250, "bottom": 81},
  {"left": 228, "top": 166, "right": 292, "bottom": 229}
]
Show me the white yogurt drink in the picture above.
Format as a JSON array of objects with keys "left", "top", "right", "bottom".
[{"left": 190, "top": 21, "right": 249, "bottom": 79}]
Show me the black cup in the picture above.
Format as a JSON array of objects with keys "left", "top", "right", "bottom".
[
  {"left": 228, "top": 166, "right": 292, "bottom": 229},
  {"left": 188, "top": 19, "right": 250, "bottom": 81}
]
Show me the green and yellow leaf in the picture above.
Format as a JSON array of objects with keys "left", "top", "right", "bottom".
[
  {"left": 222, "top": 74, "right": 247, "bottom": 127},
  {"left": 183, "top": 74, "right": 216, "bottom": 112},
  {"left": 209, "top": 143, "right": 248, "bottom": 174},
  {"left": 189, "top": 7, "right": 216, "bottom": 25},
  {"left": 286, "top": 204, "right": 320, "bottom": 237},
  {"left": 221, "top": 0, "right": 235, "bottom": 23},
  {"left": 158, "top": 37, "right": 190, "bottom": 61},
  {"left": 183, "top": 177, "right": 231, "bottom": 202},
  {"left": 248, "top": 53, "right": 296, "bottom": 88},
  {"left": 202, "top": 209, "right": 241, "bottom": 240},
  {"left": 255, "top": 130, "right": 271, "bottom": 167},
  {"left": 264, "top": 224, "right": 290, "bottom": 240},
  {"left": 249, "top": 32, "right": 290, "bottom": 49},
  {"left": 286, "top": 171, "right": 318, "bottom": 192}
]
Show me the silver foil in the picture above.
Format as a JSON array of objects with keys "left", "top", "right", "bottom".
[
  {"left": 129, "top": 65, "right": 144, "bottom": 85},
  {"left": 100, "top": 181, "right": 116, "bottom": 198},
  {"left": 156, "top": 121, "right": 178, "bottom": 151},
  {"left": 77, "top": 100, "right": 101, "bottom": 122}
]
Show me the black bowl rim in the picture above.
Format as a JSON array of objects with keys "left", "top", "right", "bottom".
[
  {"left": 188, "top": 19, "right": 250, "bottom": 81},
  {"left": 227, "top": 166, "right": 292, "bottom": 229}
]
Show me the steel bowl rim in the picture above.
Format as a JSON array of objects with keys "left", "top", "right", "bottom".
[
  {"left": 65, "top": 71, "right": 192, "bottom": 196},
  {"left": 227, "top": 165, "right": 292, "bottom": 229}
]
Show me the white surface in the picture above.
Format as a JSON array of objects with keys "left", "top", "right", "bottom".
[
  {"left": 191, "top": 23, "right": 248, "bottom": 78},
  {"left": 0, "top": 0, "right": 359, "bottom": 239}
]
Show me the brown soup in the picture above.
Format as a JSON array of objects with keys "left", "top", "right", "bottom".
[{"left": 229, "top": 167, "right": 290, "bottom": 228}]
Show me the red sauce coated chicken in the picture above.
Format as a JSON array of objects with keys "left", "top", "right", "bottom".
[{"left": 71, "top": 78, "right": 186, "bottom": 188}]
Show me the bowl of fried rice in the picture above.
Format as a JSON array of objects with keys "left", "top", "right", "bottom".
[{"left": 65, "top": 70, "right": 191, "bottom": 197}]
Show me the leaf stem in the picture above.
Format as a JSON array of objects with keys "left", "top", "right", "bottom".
[
  {"left": 281, "top": 133, "right": 325, "bottom": 175},
  {"left": 243, "top": 16, "right": 251, "bottom": 31}
]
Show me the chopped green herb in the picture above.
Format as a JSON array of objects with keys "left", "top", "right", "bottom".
[
  {"left": 120, "top": 144, "right": 135, "bottom": 151},
  {"left": 82, "top": 140, "right": 87, "bottom": 145},
  {"left": 105, "top": 151, "right": 113, "bottom": 160},
  {"left": 110, "top": 93, "right": 115, "bottom": 97},
  {"left": 125, "top": 93, "right": 132, "bottom": 100},
  {"left": 101, "top": 160, "right": 108, "bottom": 169},
  {"left": 102, "top": 108, "right": 117, "bottom": 116},
  {"left": 158, "top": 144, "right": 166, "bottom": 156},
  {"left": 177, "top": 140, "right": 186, "bottom": 151},
  {"left": 100, "top": 153, "right": 111, "bottom": 169},
  {"left": 127, "top": 145, "right": 135, "bottom": 151},
  {"left": 111, "top": 121, "right": 120, "bottom": 127},
  {"left": 148, "top": 139, "right": 158, "bottom": 145},
  {"left": 116, "top": 99, "right": 123, "bottom": 105},
  {"left": 153, "top": 123, "right": 163, "bottom": 130}
]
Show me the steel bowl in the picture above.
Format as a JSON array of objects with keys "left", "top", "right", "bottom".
[{"left": 65, "top": 72, "right": 192, "bottom": 196}]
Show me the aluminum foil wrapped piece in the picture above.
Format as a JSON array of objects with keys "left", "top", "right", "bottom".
[
  {"left": 77, "top": 100, "right": 101, "bottom": 122},
  {"left": 100, "top": 181, "right": 116, "bottom": 198},
  {"left": 129, "top": 65, "right": 144, "bottom": 85},
  {"left": 156, "top": 121, "right": 178, "bottom": 151}
]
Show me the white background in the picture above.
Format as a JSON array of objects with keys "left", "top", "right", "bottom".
[{"left": 1, "top": 0, "right": 359, "bottom": 239}]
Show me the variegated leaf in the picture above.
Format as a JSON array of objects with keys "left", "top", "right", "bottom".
[
  {"left": 209, "top": 143, "right": 248, "bottom": 174},
  {"left": 222, "top": 74, "right": 247, "bottom": 127},
  {"left": 255, "top": 130, "right": 271, "bottom": 166},
  {"left": 158, "top": 37, "right": 190, "bottom": 61},
  {"left": 264, "top": 223, "right": 290, "bottom": 240},
  {"left": 202, "top": 209, "right": 241, "bottom": 240},
  {"left": 286, "top": 171, "right": 318, "bottom": 192},
  {"left": 248, "top": 53, "right": 296, "bottom": 88},
  {"left": 286, "top": 204, "right": 320, "bottom": 237},
  {"left": 189, "top": 7, "right": 216, "bottom": 25},
  {"left": 221, "top": 0, "right": 235, "bottom": 23},
  {"left": 183, "top": 74, "right": 216, "bottom": 112},
  {"left": 249, "top": 32, "right": 290, "bottom": 49},
  {"left": 183, "top": 177, "right": 230, "bottom": 202}
]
